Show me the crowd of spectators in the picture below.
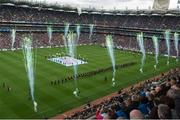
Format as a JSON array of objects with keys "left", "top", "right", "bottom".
[
  {"left": 1, "top": 6, "right": 180, "bottom": 30},
  {"left": 0, "top": 5, "right": 179, "bottom": 56},
  {"left": 0, "top": 32, "right": 179, "bottom": 56},
  {"left": 64, "top": 68, "right": 180, "bottom": 119},
  {"left": 0, "top": 32, "right": 93, "bottom": 49},
  {"left": 113, "top": 35, "right": 179, "bottom": 56}
]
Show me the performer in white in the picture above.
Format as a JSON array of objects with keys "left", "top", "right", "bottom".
[
  {"left": 112, "top": 78, "right": 116, "bottom": 87},
  {"left": 140, "top": 68, "right": 143, "bottom": 73},
  {"left": 73, "top": 88, "right": 79, "bottom": 97},
  {"left": 33, "top": 101, "right": 38, "bottom": 112}
]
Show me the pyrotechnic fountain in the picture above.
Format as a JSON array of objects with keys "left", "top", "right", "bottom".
[
  {"left": 67, "top": 32, "right": 79, "bottom": 97},
  {"left": 174, "top": 32, "right": 179, "bottom": 62},
  {"left": 22, "top": 35, "right": 37, "bottom": 112},
  {"left": 106, "top": 35, "right": 116, "bottom": 86},
  {"left": 77, "top": 6, "right": 82, "bottom": 16},
  {"left": 165, "top": 30, "right": 170, "bottom": 65},
  {"left": 76, "top": 24, "right": 81, "bottom": 43},
  {"left": 47, "top": 25, "right": 53, "bottom": 47},
  {"left": 64, "top": 23, "right": 70, "bottom": 53},
  {"left": 11, "top": 28, "right": 16, "bottom": 50},
  {"left": 137, "top": 33, "right": 146, "bottom": 73},
  {"left": 64, "top": 23, "right": 70, "bottom": 38},
  {"left": 89, "top": 24, "right": 94, "bottom": 40},
  {"left": 152, "top": 36, "right": 159, "bottom": 69}
]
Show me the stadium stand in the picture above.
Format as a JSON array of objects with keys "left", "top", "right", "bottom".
[
  {"left": 61, "top": 67, "right": 180, "bottom": 119},
  {"left": 0, "top": 5, "right": 180, "bottom": 56}
]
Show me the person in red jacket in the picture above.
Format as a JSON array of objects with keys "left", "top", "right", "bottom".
[{"left": 96, "top": 107, "right": 103, "bottom": 120}]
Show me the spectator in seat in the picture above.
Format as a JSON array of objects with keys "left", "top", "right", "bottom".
[
  {"left": 129, "top": 109, "right": 144, "bottom": 119},
  {"left": 146, "top": 93, "right": 154, "bottom": 110},
  {"left": 148, "top": 98, "right": 160, "bottom": 119},
  {"left": 126, "top": 95, "right": 139, "bottom": 114},
  {"left": 160, "top": 96, "right": 179, "bottom": 119},
  {"left": 138, "top": 96, "right": 149, "bottom": 115},
  {"left": 167, "top": 82, "right": 180, "bottom": 118},
  {"left": 115, "top": 105, "right": 128, "bottom": 119},
  {"left": 158, "top": 104, "right": 171, "bottom": 119},
  {"left": 96, "top": 107, "right": 103, "bottom": 120},
  {"left": 107, "top": 108, "right": 117, "bottom": 119},
  {"left": 170, "top": 78, "right": 177, "bottom": 86}
]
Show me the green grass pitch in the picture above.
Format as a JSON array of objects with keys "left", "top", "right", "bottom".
[{"left": 0, "top": 45, "right": 179, "bottom": 118}]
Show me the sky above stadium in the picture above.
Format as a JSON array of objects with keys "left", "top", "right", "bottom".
[{"left": 17, "top": 0, "right": 178, "bottom": 10}]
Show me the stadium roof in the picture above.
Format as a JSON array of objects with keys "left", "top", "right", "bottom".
[
  {"left": 1, "top": 0, "right": 179, "bottom": 10},
  {"left": 0, "top": 0, "right": 180, "bottom": 16}
]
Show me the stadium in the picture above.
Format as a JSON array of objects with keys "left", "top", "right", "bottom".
[{"left": 0, "top": 0, "right": 180, "bottom": 119}]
